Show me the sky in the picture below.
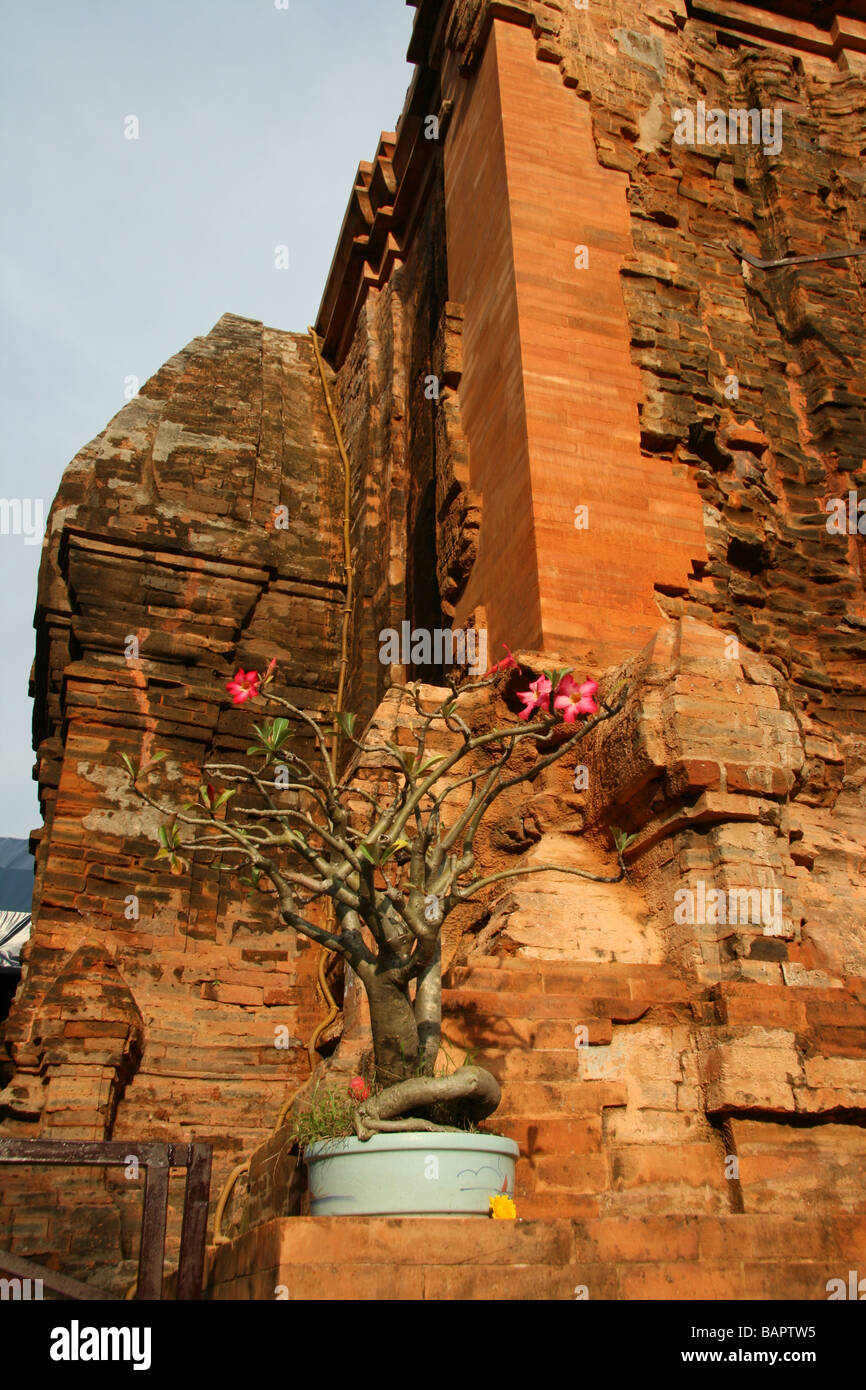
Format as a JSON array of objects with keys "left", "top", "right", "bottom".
[{"left": 0, "top": 0, "right": 416, "bottom": 837}]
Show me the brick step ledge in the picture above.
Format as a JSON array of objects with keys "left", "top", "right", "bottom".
[{"left": 204, "top": 1214, "right": 864, "bottom": 1301}]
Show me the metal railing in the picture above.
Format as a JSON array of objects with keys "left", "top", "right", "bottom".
[{"left": 0, "top": 1138, "right": 213, "bottom": 1300}]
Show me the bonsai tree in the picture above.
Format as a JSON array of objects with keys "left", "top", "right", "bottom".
[{"left": 123, "top": 649, "right": 631, "bottom": 1140}]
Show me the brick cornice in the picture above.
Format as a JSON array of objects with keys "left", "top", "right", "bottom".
[
  {"left": 408, "top": 0, "right": 535, "bottom": 73},
  {"left": 313, "top": 64, "right": 441, "bottom": 366},
  {"left": 686, "top": 0, "right": 866, "bottom": 58},
  {"left": 317, "top": 1, "right": 541, "bottom": 364}
]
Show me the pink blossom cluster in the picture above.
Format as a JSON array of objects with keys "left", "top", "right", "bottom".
[
  {"left": 226, "top": 647, "right": 599, "bottom": 726},
  {"left": 226, "top": 658, "right": 277, "bottom": 705},
  {"left": 483, "top": 643, "right": 598, "bottom": 723},
  {"left": 517, "top": 673, "right": 598, "bottom": 723}
]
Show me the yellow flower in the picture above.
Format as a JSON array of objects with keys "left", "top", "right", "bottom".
[{"left": 489, "top": 1194, "right": 517, "bottom": 1219}]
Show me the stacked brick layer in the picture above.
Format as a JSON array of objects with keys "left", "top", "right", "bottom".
[
  {"left": 0, "top": 314, "right": 345, "bottom": 1285},
  {"left": 2, "top": 0, "right": 865, "bottom": 1301},
  {"left": 207, "top": 1214, "right": 864, "bottom": 1300}
]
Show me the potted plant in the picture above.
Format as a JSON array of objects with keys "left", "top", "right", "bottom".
[
  {"left": 291, "top": 1060, "right": 521, "bottom": 1218},
  {"left": 124, "top": 648, "right": 630, "bottom": 1218}
]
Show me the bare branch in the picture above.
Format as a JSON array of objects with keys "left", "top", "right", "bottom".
[{"left": 455, "top": 857, "right": 626, "bottom": 900}]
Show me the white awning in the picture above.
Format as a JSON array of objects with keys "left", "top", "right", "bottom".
[{"left": 0, "top": 910, "right": 30, "bottom": 970}]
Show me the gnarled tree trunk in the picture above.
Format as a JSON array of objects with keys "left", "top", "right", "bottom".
[
  {"left": 362, "top": 969, "right": 421, "bottom": 1086},
  {"left": 355, "top": 957, "right": 501, "bottom": 1139}
]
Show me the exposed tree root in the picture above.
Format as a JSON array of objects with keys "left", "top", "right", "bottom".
[{"left": 353, "top": 1065, "right": 501, "bottom": 1141}]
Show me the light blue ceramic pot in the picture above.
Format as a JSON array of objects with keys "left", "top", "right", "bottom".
[{"left": 304, "top": 1131, "right": 519, "bottom": 1217}]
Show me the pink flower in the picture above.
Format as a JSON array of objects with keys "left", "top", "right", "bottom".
[
  {"left": 348, "top": 1076, "right": 370, "bottom": 1102},
  {"left": 226, "top": 669, "right": 261, "bottom": 705},
  {"left": 516, "top": 675, "right": 552, "bottom": 721},
  {"left": 553, "top": 676, "right": 599, "bottom": 722},
  {"left": 484, "top": 644, "right": 520, "bottom": 676}
]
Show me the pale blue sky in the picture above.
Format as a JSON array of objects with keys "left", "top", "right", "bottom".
[{"left": 0, "top": 0, "right": 415, "bottom": 835}]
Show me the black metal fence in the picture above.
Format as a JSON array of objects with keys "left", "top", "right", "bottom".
[{"left": 0, "top": 1138, "right": 213, "bottom": 1300}]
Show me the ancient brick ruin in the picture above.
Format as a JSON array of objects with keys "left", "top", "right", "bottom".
[{"left": 2, "top": 0, "right": 865, "bottom": 1300}]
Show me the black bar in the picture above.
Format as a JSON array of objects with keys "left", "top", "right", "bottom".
[
  {"left": 137, "top": 1162, "right": 170, "bottom": 1301},
  {"left": 0, "top": 1136, "right": 214, "bottom": 1302},
  {"left": 176, "top": 1144, "right": 213, "bottom": 1301},
  {"left": 0, "top": 1139, "right": 189, "bottom": 1168}
]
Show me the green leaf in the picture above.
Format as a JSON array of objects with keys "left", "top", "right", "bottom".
[
  {"left": 120, "top": 753, "right": 138, "bottom": 780},
  {"left": 214, "top": 789, "right": 235, "bottom": 810},
  {"left": 246, "top": 718, "right": 294, "bottom": 759},
  {"left": 379, "top": 837, "right": 411, "bottom": 866},
  {"left": 417, "top": 756, "right": 443, "bottom": 775},
  {"left": 358, "top": 844, "right": 378, "bottom": 866},
  {"left": 545, "top": 667, "right": 572, "bottom": 690},
  {"left": 158, "top": 822, "right": 181, "bottom": 853},
  {"left": 335, "top": 710, "right": 357, "bottom": 738},
  {"left": 239, "top": 866, "right": 262, "bottom": 894},
  {"left": 271, "top": 717, "right": 291, "bottom": 747}
]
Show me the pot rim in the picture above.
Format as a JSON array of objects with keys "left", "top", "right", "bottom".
[{"left": 304, "top": 1131, "right": 519, "bottom": 1160}]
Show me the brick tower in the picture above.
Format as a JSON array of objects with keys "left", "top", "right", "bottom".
[{"left": 2, "top": 0, "right": 865, "bottom": 1299}]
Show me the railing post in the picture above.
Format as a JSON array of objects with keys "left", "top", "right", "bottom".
[
  {"left": 177, "top": 1143, "right": 213, "bottom": 1301},
  {"left": 0, "top": 1137, "right": 213, "bottom": 1300},
  {"left": 137, "top": 1151, "right": 170, "bottom": 1300}
]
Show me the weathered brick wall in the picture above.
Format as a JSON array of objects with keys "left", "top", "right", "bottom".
[
  {"left": 206, "top": 1213, "right": 866, "bottom": 1300},
  {"left": 220, "top": 663, "right": 864, "bottom": 1265},
  {"left": 0, "top": 314, "right": 346, "bottom": 1287},
  {"left": 328, "top": 146, "right": 481, "bottom": 714},
  {"left": 318, "top": 0, "right": 865, "bottom": 980},
  {"left": 3, "top": 0, "right": 865, "bottom": 1301},
  {"left": 219, "top": 0, "right": 864, "bottom": 1300}
]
